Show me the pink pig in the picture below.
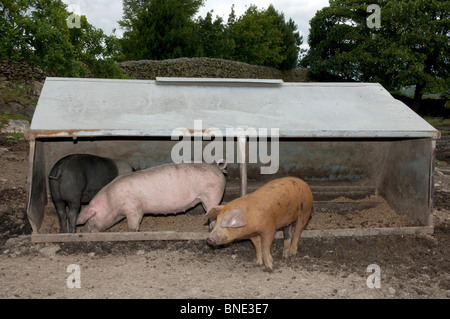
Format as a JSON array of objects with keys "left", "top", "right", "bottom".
[{"left": 76, "top": 162, "right": 226, "bottom": 232}]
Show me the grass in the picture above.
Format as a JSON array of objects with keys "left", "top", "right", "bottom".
[
  {"left": 0, "top": 113, "right": 30, "bottom": 127},
  {"left": 0, "top": 81, "right": 34, "bottom": 140},
  {"left": 8, "top": 132, "right": 25, "bottom": 139},
  {"left": 0, "top": 82, "right": 38, "bottom": 108},
  {"left": 424, "top": 117, "right": 450, "bottom": 136},
  {"left": 424, "top": 117, "right": 450, "bottom": 127},
  {"left": 0, "top": 113, "right": 30, "bottom": 140}
]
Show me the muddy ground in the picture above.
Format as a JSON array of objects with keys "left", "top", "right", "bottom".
[{"left": 0, "top": 132, "right": 449, "bottom": 300}]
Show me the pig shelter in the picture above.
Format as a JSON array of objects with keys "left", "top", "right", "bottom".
[{"left": 26, "top": 77, "right": 440, "bottom": 243}]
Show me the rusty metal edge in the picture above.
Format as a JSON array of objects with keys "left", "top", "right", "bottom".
[
  {"left": 31, "top": 226, "right": 433, "bottom": 243},
  {"left": 29, "top": 129, "right": 441, "bottom": 139}
]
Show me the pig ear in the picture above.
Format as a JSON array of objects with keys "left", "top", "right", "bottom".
[
  {"left": 220, "top": 208, "right": 246, "bottom": 228},
  {"left": 205, "top": 205, "right": 224, "bottom": 222}
]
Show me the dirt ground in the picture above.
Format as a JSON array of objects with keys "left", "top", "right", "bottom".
[{"left": 0, "top": 132, "right": 449, "bottom": 300}]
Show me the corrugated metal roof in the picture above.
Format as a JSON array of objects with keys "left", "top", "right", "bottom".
[{"left": 30, "top": 77, "right": 440, "bottom": 139}]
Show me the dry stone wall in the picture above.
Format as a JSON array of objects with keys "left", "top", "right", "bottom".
[
  {"left": 0, "top": 57, "right": 312, "bottom": 83},
  {"left": 118, "top": 57, "right": 312, "bottom": 82},
  {"left": 0, "top": 59, "right": 47, "bottom": 83}
]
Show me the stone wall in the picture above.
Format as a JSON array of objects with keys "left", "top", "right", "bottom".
[
  {"left": 0, "top": 59, "right": 47, "bottom": 83},
  {"left": 0, "top": 57, "right": 312, "bottom": 83},
  {"left": 0, "top": 60, "right": 45, "bottom": 120},
  {"left": 118, "top": 57, "right": 312, "bottom": 82}
]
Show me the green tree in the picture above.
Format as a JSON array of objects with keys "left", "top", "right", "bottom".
[
  {"left": 228, "top": 4, "right": 302, "bottom": 69},
  {"left": 382, "top": 0, "right": 449, "bottom": 110},
  {"left": 229, "top": 5, "right": 284, "bottom": 68},
  {"left": 265, "top": 5, "right": 303, "bottom": 70},
  {"left": 104, "top": 30, "right": 126, "bottom": 63},
  {"left": 118, "top": 2, "right": 302, "bottom": 69},
  {"left": 301, "top": 0, "right": 449, "bottom": 111},
  {"left": 119, "top": 0, "right": 204, "bottom": 60},
  {"left": 1, "top": 0, "right": 125, "bottom": 78},
  {"left": 0, "top": 0, "right": 29, "bottom": 60},
  {"left": 193, "top": 11, "right": 235, "bottom": 60},
  {"left": 69, "top": 16, "right": 126, "bottom": 78},
  {"left": 21, "top": 0, "right": 83, "bottom": 76},
  {"left": 301, "top": 0, "right": 376, "bottom": 81},
  {"left": 0, "top": 0, "right": 81, "bottom": 75}
]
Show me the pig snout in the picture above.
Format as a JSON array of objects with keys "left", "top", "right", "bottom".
[
  {"left": 206, "top": 228, "right": 229, "bottom": 247},
  {"left": 206, "top": 235, "right": 229, "bottom": 247},
  {"left": 206, "top": 236, "right": 217, "bottom": 247}
]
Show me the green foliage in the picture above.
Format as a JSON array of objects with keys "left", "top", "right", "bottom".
[
  {"left": 230, "top": 5, "right": 285, "bottom": 68},
  {"left": 69, "top": 15, "right": 127, "bottom": 78},
  {"left": 1, "top": 0, "right": 304, "bottom": 76},
  {"left": 196, "top": 4, "right": 302, "bottom": 69},
  {"left": 0, "top": 0, "right": 29, "bottom": 60},
  {"left": 0, "top": 113, "right": 30, "bottom": 125},
  {"left": 1, "top": 0, "right": 127, "bottom": 78},
  {"left": 8, "top": 132, "right": 25, "bottom": 139},
  {"left": 0, "top": 113, "right": 29, "bottom": 140},
  {"left": 25, "top": 0, "right": 84, "bottom": 76},
  {"left": 120, "top": 0, "right": 204, "bottom": 60},
  {"left": 381, "top": 0, "right": 449, "bottom": 99},
  {"left": 0, "top": 83, "right": 38, "bottom": 108},
  {"left": 119, "top": 1, "right": 302, "bottom": 69},
  {"left": 193, "top": 11, "right": 235, "bottom": 60},
  {"left": 425, "top": 117, "right": 450, "bottom": 127},
  {"left": 301, "top": 0, "right": 381, "bottom": 81},
  {"left": 229, "top": 4, "right": 302, "bottom": 70},
  {"left": 301, "top": 0, "right": 449, "bottom": 109}
]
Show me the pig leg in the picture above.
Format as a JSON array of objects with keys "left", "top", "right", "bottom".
[
  {"left": 260, "top": 231, "right": 275, "bottom": 271},
  {"left": 200, "top": 193, "right": 223, "bottom": 214},
  {"left": 67, "top": 201, "right": 81, "bottom": 233},
  {"left": 126, "top": 210, "right": 144, "bottom": 232},
  {"left": 201, "top": 194, "right": 223, "bottom": 229},
  {"left": 290, "top": 213, "right": 310, "bottom": 256},
  {"left": 282, "top": 225, "right": 293, "bottom": 259},
  {"left": 54, "top": 201, "right": 68, "bottom": 233},
  {"left": 250, "top": 235, "right": 263, "bottom": 266}
]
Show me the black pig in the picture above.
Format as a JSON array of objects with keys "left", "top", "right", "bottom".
[{"left": 48, "top": 154, "right": 133, "bottom": 233}]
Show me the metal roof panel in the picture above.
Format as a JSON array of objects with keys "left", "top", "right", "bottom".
[{"left": 30, "top": 77, "right": 440, "bottom": 139}]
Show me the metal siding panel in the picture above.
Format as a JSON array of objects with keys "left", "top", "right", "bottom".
[
  {"left": 379, "top": 138, "right": 432, "bottom": 224},
  {"left": 26, "top": 140, "right": 47, "bottom": 232}
]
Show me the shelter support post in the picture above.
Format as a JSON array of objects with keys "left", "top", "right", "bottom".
[
  {"left": 26, "top": 138, "right": 47, "bottom": 233},
  {"left": 238, "top": 136, "right": 247, "bottom": 197}
]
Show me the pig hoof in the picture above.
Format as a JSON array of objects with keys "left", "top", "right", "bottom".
[
  {"left": 263, "top": 266, "right": 273, "bottom": 273},
  {"left": 255, "top": 260, "right": 263, "bottom": 267}
]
